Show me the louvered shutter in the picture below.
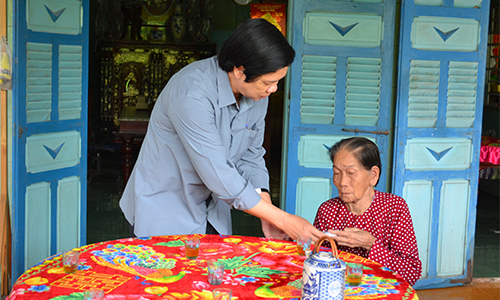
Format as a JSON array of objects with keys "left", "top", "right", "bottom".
[
  {"left": 284, "top": 0, "right": 396, "bottom": 223},
  {"left": 12, "top": 0, "right": 89, "bottom": 282},
  {"left": 393, "top": 0, "right": 489, "bottom": 288}
]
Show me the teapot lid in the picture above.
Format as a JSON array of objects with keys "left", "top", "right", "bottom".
[
  {"left": 306, "top": 251, "right": 345, "bottom": 270},
  {"left": 311, "top": 251, "right": 336, "bottom": 263}
]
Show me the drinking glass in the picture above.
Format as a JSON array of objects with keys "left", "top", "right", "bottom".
[
  {"left": 346, "top": 262, "right": 363, "bottom": 286},
  {"left": 185, "top": 237, "right": 200, "bottom": 259},
  {"left": 83, "top": 288, "right": 104, "bottom": 300},
  {"left": 62, "top": 250, "right": 80, "bottom": 273},
  {"left": 207, "top": 259, "right": 224, "bottom": 285},
  {"left": 213, "top": 287, "right": 232, "bottom": 300},
  {"left": 296, "top": 235, "right": 312, "bottom": 256}
]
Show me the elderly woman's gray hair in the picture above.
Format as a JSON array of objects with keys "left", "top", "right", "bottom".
[{"left": 329, "top": 137, "right": 382, "bottom": 186}]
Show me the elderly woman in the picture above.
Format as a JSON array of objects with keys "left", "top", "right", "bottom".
[{"left": 313, "top": 137, "right": 422, "bottom": 286}]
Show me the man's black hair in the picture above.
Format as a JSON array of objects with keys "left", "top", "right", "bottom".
[{"left": 218, "top": 18, "right": 295, "bottom": 82}]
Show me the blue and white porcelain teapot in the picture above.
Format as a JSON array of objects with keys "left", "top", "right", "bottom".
[{"left": 302, "top": 236, "right": 346, "bottom": 300}]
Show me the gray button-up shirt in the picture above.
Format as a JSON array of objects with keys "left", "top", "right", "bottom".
[{"left": 119, "top": 56, "right": 270, "bottom": 237}]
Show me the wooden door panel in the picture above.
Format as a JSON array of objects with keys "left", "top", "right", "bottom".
[
  {"left": 296, "top": 178, "right": 331, "bottom": 224},
  {"left": 393, "top": 0, "right": 490, "bottom": 288},
  {"left": 437, "top": 179, "right": 470, "bottom": 277},
  {"left": 404, "top": 138, "right": 472, "bottom": 170},
  {"left": 404, "top": 180, "right": 433, "bottom": 278},
  {"left": 13, "top": 0, "right": 88, "bottom": 282},
  {"left": 286, "top": 0, "right": 395, "bottom": 218},
  {"left": 412, "top": 17, "right": 480, "bottom": 52},
  {"left": 25, "top": 182, "right": 51, "bottom": 270},
  {"left": 57, "top": 176, "right": 81, "bottom": 252},
  {"left": 27, "top": 0, "right": 82, "bottom": 34},
  {"left": 304, "top": 12, "right": 383, "bottom": 47},
  {"left": 26, "top": 131, "right": 81, "bottom": 173}
]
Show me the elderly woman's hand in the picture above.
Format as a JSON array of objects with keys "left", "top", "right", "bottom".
[{"left": 329, "top": 228, "right": 376, "bottom": 251}]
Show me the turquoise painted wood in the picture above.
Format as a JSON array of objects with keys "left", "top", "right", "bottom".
[
  {"left": 403, "top": 180, "right": 433, "bottom": 279},
  {"left": 284, "top": 0, "right": 396, "bottom": 224},
  {"left": 12, "top": 0, "right": 89, "bottom": 283},
  {"left": 25, "top": 182, "right": 51, "bottom": 271},
  {"left": 393, "top": 0, "right": 489, "bottom": 289},
  {"left": 27, "top": 0, "right": 82, "bottom": 35},
  {"left": 57, "top": 176, "right": 81, "bottom": 252}
]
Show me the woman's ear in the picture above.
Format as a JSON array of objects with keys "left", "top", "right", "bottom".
[{"left": 370, "top": 166, "right": 380, "bottom": 186}]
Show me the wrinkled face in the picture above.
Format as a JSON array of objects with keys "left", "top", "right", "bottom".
[
  {"left": 332, "top": 149, "right": 378, "bottom": 204},
  {"left": 235, "top": 67, "right": 288, "bottom": 101}
]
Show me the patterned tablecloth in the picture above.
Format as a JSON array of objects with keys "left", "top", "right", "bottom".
[{"left": 9, "top": 234, "right": 419, "bottom": 299}]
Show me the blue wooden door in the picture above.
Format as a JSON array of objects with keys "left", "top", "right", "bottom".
[
  {"left": 12, "top": 0, "right": 89, "bottom": 282},
  {"left": 393, "top": 0, "right": 489, "bottom": 288},
  {"left": 284, "top": 0, "right": 396, "bottom": 223}
]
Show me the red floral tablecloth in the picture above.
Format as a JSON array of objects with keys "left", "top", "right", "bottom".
[{"left": 9, "top": 234, "right": 419, "bottom": 299}]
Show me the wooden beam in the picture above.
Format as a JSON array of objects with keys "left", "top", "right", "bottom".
[{"left": 0, "top": 0, "right": 12, "bottom": 294}]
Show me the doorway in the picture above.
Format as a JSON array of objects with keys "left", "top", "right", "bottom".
[
  {"left": 473, "top": 1, "right": 500, "bottom": 279},
  {"left": 86, "top": 0, "right": 287, "bottom": 242},
  {"left": 473, "top": 183, "right": 500, "bottom": 278}
]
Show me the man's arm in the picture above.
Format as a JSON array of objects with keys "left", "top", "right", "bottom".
[
  {"left": 244, "top": 198, "right": 324, "bottom": 242},
  {"left": 257, "top": 191, "right": 287, "bottom": 239}
]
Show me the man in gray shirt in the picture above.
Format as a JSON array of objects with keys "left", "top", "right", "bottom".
[{"left": 119, "top": 18, "right": 323, "bottom": 241}]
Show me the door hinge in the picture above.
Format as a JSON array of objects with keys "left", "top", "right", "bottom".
[
  {"left": 342, "top": 128, "right": 389, "bottom": 135},
  {"left": 18, "top": 126, "right": 25, "bottom": 138}
]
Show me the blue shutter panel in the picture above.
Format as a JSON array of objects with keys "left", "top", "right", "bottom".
[
  {"left": 12, "top": 0, "right": 89, "bottom": 283},
  {"left": 393, "top": 0, "right": 490, "bottom": 288},
  {"left": 301, "top": 55, "right": 337, "bottom": 124},
  {"left": 285, "top": 0, "right": 396, "bottom": 224}
]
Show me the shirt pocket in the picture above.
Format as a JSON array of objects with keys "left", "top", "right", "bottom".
[{"left": 231, "top": 127, "right": 260, "bottom": 161}]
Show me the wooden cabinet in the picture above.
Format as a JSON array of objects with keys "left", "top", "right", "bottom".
[{"left": 97, "top": 41, "right": 216, "bottom": 129}]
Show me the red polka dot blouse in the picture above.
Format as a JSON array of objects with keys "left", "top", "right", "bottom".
[{"left": 313, "top": 190, "right": 422, "bottom": 286}]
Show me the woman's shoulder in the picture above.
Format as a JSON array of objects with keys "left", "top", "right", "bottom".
[
  {"left": 375, "top": 190, "right": 405, "bottom": 201},
  {"left": 319, "top": 197, "right": 344, "bottom": 209},
  {"left": 373, "top": 191, "right": 410, "bottom": 211}
]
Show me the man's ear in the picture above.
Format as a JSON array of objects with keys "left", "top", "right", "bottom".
[{"left": 233, "top": 66, "right": 246, "bottom": 79}]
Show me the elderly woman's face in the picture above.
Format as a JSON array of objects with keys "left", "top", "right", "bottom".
[{"left": 333, "top": 149, "right": 379, "bottom": 204}]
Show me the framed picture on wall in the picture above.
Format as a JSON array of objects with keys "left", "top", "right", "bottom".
[{"left": 251, "top": 4, "right": 286, "bottom": 37}]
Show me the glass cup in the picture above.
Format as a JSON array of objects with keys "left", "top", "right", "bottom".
[
  {"left": 346, "top": 262, "right": 363, "bottom": 286},
  {"left": 207, "top": 259, "right": 225, "bottom": 285},
  {"left": 305, "top": 248, "right": 312, "bottom": 259},
  {"left": 213, "top": 287, "right": 232, "bottom": 300},
  {"left": 62, "top": 250, "right": 80, "bottom": 273},
  {"left": 83, "top": 288, "right": 104, "bottom": 300},
  {"left": 296, "top": 235, "right": 312, "bottom": 256},
  {"left": 184, "top": 237, "right": 200, "bottom": 259}
]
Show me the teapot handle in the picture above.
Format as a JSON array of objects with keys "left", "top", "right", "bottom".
[{"left": 312, "top": 236, "right": 339, "bottom": 259}]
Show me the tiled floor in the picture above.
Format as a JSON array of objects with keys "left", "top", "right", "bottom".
[{"left": 86, "top": 152, "right": 500, "bottom": 279}]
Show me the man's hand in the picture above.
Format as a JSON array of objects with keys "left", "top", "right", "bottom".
[
  {"left": 244, "top": 193, "right": 323, "bottom": 242},
  {"left": 329, "top": 228, "right": 376, "bottom": 251},
  {"left": 281, "top": 214, "right": 324, "bottom": 242},
  {"left": 261, "top": 219, "right": 288, "bottom": 239}
]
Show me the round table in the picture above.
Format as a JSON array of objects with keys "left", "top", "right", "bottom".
[{"left": 9, "top": 234, "right": 419, "bottom": 299}]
